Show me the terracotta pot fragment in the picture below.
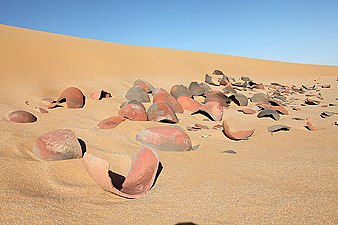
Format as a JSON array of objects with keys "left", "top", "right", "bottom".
[
  {"left": 134, "top": 79, "right": 155, "bottom": 93},
  {"left": 222, "top": 120, "right": 255, "bottom": 141},
  {"left": 257, "top": 109, "right": 280, "bottom": 120},
  {"left": 118, "top": 103, "right": 148, "bottom": 121},
  {"left": 230, "top": 93, "right": 248, "bottom": 106},
  {"left": 97, "top": 116, "right": 126, "bottom": 129},
  {"left": 204, "top": 90, "right": 230, "bottom": 107},
  {"left": 147, "top": 102, "right": 179, "bottom": 123},
  {"left": 192, "top": 101, "right": 223, "bottom": 121},
  {"left": 153, "top": 89, "right": 183, "bottom": 113},
  {"left": 51, "top": 87, "right": 85, "bottom": 109},
  {"left": 177, "top": 96, "right": 202, "bottom": 112},
  {"left": 90, "top": 90, "right": 112, "bottom": 100},
  {"left": 305, "top": 98, "right": 320, "bottom": 105},
  {"left": 212, "top": 69, "right": 224, "bottom": 75},
  {"left": 33, "top": 129, "right": 82, "bottom": 160},
  {"left": 170, "top": 85, "right": 192, "bottom": 99},
  {"left": 125, "top": 86, "right": 150, "bottom": 102},
  {"left": 237, "top": 109, "right": 256, "bottom": 114},
  {"left": 83, "top": 146, "right": 159, "bottom": 198},
  {"left": 136, "top": 126, "right": 192, "bottom": 151},
  {"left": 267, "top": 125, "right": 290, "bottom": 133},
  {"left": 8, "top": 110, "right": 37, "bottom": 123}
]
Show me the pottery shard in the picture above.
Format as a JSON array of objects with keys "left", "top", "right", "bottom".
[
  {"left": 205, "top": 74, "right": 219, "bottom": 86},
  {"left": 134, "top": 79, "right": 155, "bottom": 93},
  {"left": 267, "top": 125, "right": 290, "bottom": 133},
  {"left": 33, "top": 129, "right": 82, "bottom": 161},
  {"left": 189, "top": 82, "right": 206, "bottom": 96},
  {"left": 153, "top": 89, "right": 183, "bottom": 113},
  {"left": 55, "top": 87, "right": 85, "bottom": 108},
  {"left": 90, "top": 90, "right": 112, "bottom": 100},
  {"left": 177, "top": 96, "right": 202, "bottom": 112},
  {"left": 204, "top": 90, "right": 230, "bottom": 107},
  {"left": 257, "top": 109, "right": 280, "bottom": 120},
  {"left": 118, "top": 103, "right": 148, "bottom": 121},
  {"left": 120, "top": 99, "right": 143, "bottom": 108},
  {"left": 320, "top": 111, "right": 336, "bottom": 118},
  {"left": 125, "top": 86, "right": 150, "bottom": 102},
  {"left": 147, "top": 102, "right": 179, "bottom": 123},
  {"left": 8, "top": 110, "right": 37, "bottom": 123},
  {"left": 136, "top": 126, "right": 192, "bottom": 152},
  {"left": 212, "top": 69, "right": 224, "bottom": 75},
  {"left": 230, "top": 93, "right": 248, "bottom": 106},
  {"left": 83, "top": 146, "right": 159, "bottom": 199},
  {"left": 305, "top": 118, "right": 322, "bottom": 131},
  {"left": 97, "top": 116, "right": 126, "bottom": 129},
  {"left": 305, "top": 98, "right": 320, "bottom": 105},
  {"left": 250, "top": 93, "right": 270, "bottom": 103},
  {"left": 192, "top": 101, "right": 223, "bottom": 121},
  {"left": 237, "top": 109, "right": 256, "bottom": 114},
  {"left": 170, "top": 85, "right": 192, "bottom": 99},
  {"left": 222, "top": 120, "right": 255, "bottom": 141}
]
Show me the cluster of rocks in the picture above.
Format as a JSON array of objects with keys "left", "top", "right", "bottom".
[{"left": 6, "top": 70, "right": 337, "bottom": 198}]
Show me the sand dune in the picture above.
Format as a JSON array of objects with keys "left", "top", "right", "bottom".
[{"left": 0, "top": 24, "right": 337, "bottom": 224}]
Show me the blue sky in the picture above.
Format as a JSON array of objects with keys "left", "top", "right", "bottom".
[{"left": 1, "top": 0, "right": 337, "bottom": 65}]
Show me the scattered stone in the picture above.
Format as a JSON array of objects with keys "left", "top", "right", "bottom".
[
  {"left": 170, "top": 85, "right": 192, "bottom": 99},
  {"left": 267, "top": 125, "right": 290, "bottom": 133},
  {"left": 136, "top": 126, "right": 192, "bottom": 151},
  {"left": 292, "top": 117, "right": 305, "bottom": 120},
  {"left": 189, "top": 82, "right": 207, "bottom": 96},
  {"left": 134, "top": 79, "right": 155, "bottom": 93},
  {"left": 125, "top": 86, "right": 150, "bottom": 103},
  {"left": 147, "top": 102, "right": 179, "bottom": 123},
  {"left": 49, "top": 87, "right": 85, "bottom": 109},
  {"left": 33, "top": 129, "right": 82, "bottom": 160},
  {"left": 257, "top": 109, "right": 280, "bottom": 120},
  {"left": 320, "top": 111, "right": 336, "bottom": 118},
  {"left": 35, "top": 107, "right": 48, "bottom": 114},
  {"left": 192, "top": 101, "right": 223, "bottom": 121},
  {"left": 97, "top": 116, "right": 126, "bottom": 129},
  {"left": 222, "top": 150, "right": 237, "bottom": 154},
  {"left": 83, "top": 146, "right": 159, "bottom": 199},
  {"left": 222, "top": 120, "right": 255, "bottom": 141},
  {"left": 8, "top": 110, "right": 37, "bottom": 123},
  {"left": 118, "top": 103, "right": 148, "bottom": 121},
  {"left": 90, "top": 90, "right": 112, "bottom": 100},
  {"left": 205, "top": 74, "right": 219, "bottom": 86}
]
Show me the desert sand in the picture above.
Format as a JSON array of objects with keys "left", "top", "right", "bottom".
[{"left": 0, "top": 24, "right": 337, "bottom": 224}]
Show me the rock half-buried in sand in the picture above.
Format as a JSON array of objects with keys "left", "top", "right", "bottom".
[
  {"left": 257, "top": 109, "right": 280, "bottom": 121},
  {"left": 83, "top": 146, "right": 159, "bottom": 199},
  {"left": 33, "top": 129, "right": 82, "bottom": 160},
  {"left": 8, "top": 110, "right": 37, "bottom": 123},
  {"left": 147, "top": 102, "right": 179, "bottom": 123},
  {"left": 97, "top": 116, "right": 126, "bottom": 129},
  {"left": 118, "top": 103, "right": 148, "bottom": 121},
  {"left": 136, "top": 125, "right": 192, "bottom": 151},
  {"left": 222, "top": 120, "right": 255, "bottom": 141},
  {"left": 125, "top": 86, "right": 150, "bottom": 103},
  {"left": 49, "top": 87, "right": 85, "bottom": 109},
  {"left": 192, "top": 101, "right": 223, "bottom": 121},
  {"left": 267, "top": 125, "right": 290, "bottom": 133},
  {"left": 177, "top": 96, "right": 202, "bottom": 112}
]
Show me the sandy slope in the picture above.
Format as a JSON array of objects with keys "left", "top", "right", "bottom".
[{"left": 0, "top": 24, "right": 337, "bottom": 224}]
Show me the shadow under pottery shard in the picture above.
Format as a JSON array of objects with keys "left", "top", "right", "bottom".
[
  {"left": 83, "top": 146, "right": 160, "bottom": 199},
  {"left": 125, "top": 86, "right": 150, "bottom": 102},
  {"left": 8, "top": 110, "right": 37, "bottom": 123},
  {"left": 97, "top": 116, "right": 126, "bottom": 129},
  {"left": 192, "top": 101, "right": 223, "bottom": 121},
  {"left": 136, "top": 125, "right": 192, "bottom": 151},
  {"left": 33, "top": 129, "right": 82, "bottom": 160},
  {"left": 147, "top": 102, "right": 179, "bottom": 123},
  {"left": 222, "top": 120, "right": 255, "bottom": 141}
]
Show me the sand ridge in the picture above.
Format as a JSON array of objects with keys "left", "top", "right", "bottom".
[{"left": 0, "top": 24, "right": 338, "bottom": 224}]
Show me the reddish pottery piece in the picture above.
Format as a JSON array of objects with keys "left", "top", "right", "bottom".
[
  {"left": 134, "top": 79, "right": 155, "bottom": 93},
  {"left": 204, "top": 90, "right": 230, "bottom": 107},
  {"left": 118, "top": 103, "right": 148, "bottom": 121},
  {"left": 147, "top": 102, "right": 179, "bottom": 123},
  {"left": 189, "top": 82, "right": 206, "bottom": 96},
  {"left": 170, "top": 85, "right": 192, "bottom": 99},
  {"left": 53, "top": 87, "right": 85, "bottom": 108},
  {"left": 267, "top": 125, "right": 290, "bottom": 133},
  {"left": 32, "top": 129, "right": 82, "bottom": 161},
  {"left": 237, "top": 109, "right": 256, "bottom": 114},
  {"left": 35, "top": 107, "right": 48, "bottom": 114},
  {"left": 153, "top": 89, "right": 183, "bottom": 113},
  {"left": 90, "top": 90, "right": 112, "bottom": 100},
  {"left": 305, "top": 98, "right": 320, "bottom": 105},
  {"left": 125, "top": 86, "right": 150, "bottom": 102},
  {"left": 136, "top": 125, "right": 192, "bottom": 151},
  {"left": 192, "top": 101, "right": 223, "bottom": 121},
  {"left": 8, "top": 110, "right": 37, "bottom": 123},
  {"left": 305, "top": 118, "right": 323, "bottom": 131},
  {"left": 177, "top": 96, "right": 202, "bottom": 112},
  {"left": 212, "top": 69, "right": 224, "bottom": 75},
  {"left": 250, "top": 93, "right": 270, "bottom": 103},
  {"left": 83, "top": 146, "right": 159, "bottom": 199},
  {"left": 97, "top": 116, "right": 126, "bottom": 129},
  {"left": 222, "top": 120, "right": 255, "bottom": 141}
]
